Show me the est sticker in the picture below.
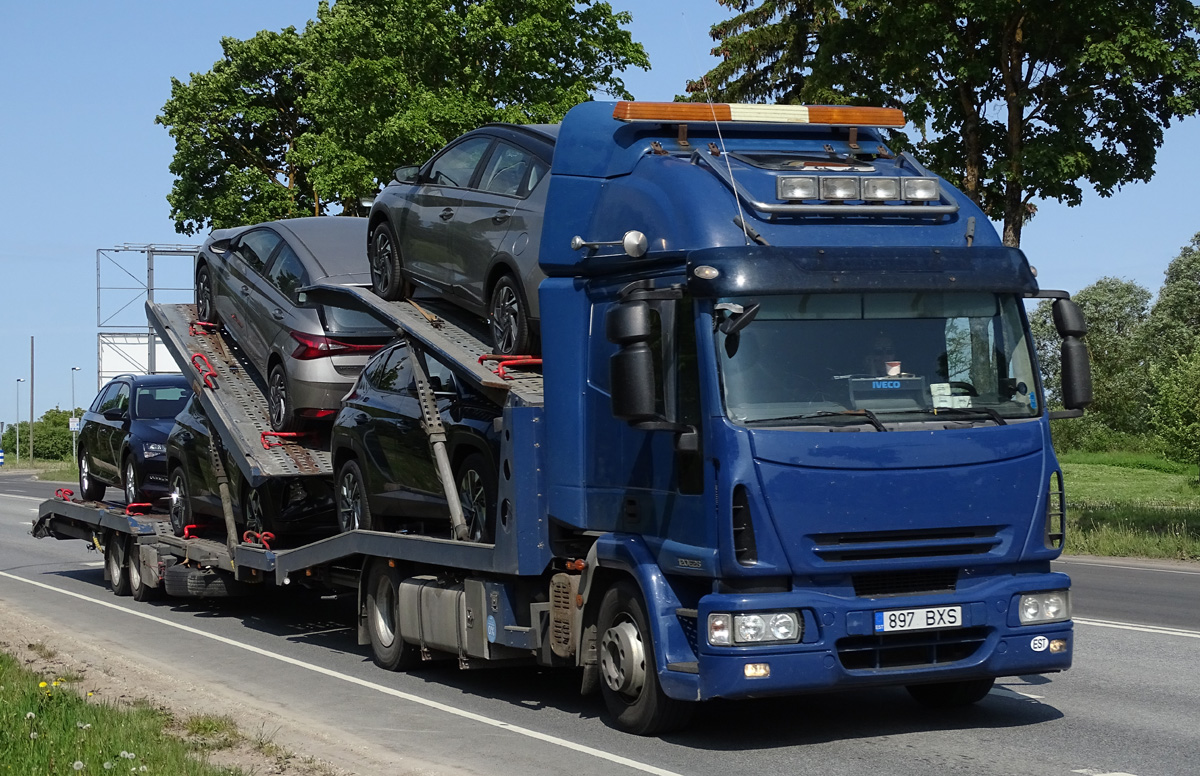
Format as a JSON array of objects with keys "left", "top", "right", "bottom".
[{"left": 1030, "top": 635, "right": 1049, "bottom": 652}]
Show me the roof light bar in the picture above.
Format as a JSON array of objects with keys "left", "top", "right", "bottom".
[{"left": 613, "top": 102, "right": 906, "bottom": 128}]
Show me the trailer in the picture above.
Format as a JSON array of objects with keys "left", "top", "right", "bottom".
[{"left": 36, "top": 99, "right": 1095, "bottom": 736}]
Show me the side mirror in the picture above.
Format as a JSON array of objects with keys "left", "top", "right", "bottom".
[
  {"left": 102, "top": 408, "right": 127, "bottom": 422},
  {"left": 394, "top": 165, "right": 420, "bottom": 183},
  {"left": 210, "top": 237, "right": 232, "bottom": 254},
  {"left": 1054, "top": 299, "right": 1092, "bottom": 413},
  {"left": 606, "top": 301, "right": 659, "bottom": 424}
]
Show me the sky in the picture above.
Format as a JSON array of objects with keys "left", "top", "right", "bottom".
[{"left": 1, "top": 1, "right": 1198, "bottom": 428}]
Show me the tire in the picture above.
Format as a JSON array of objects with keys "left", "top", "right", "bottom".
[
  {"left": 105, "top": 535, "right": 131, "bottom": 597},
  {"left": 268, "top": 362, "right": 297, "bottom": 433},
  {"left": 168, "top": 466, "right": 190, "bottom": 538},
  {"left": 127, "top": 542, "right": 158, "bottom": 602},
  {"left": 162, "top": 563, "right": 246, "bottom": 598},
  {"left": 365, "top": 560, "right": 420, "bottom": 671},
  {"left": 489, "top": 274, "right": 531, "bottom": 356},
  {"left": 123, "top": 456, "right": 141, "bottom": 505},
  {"left": 243, "top": 484, "right": 274, "bottom": 535},
  {"left": 336, "top": 459, "right": 374, "bottom": 532},
  {"left": 906, "top": 678, "right": 996, "bottom": 708},
  {"left": 369, "top": 221, "right": 411, "bottom": 301},
  {"left": 597, "top": 580, "right": 694, "bottom": 735},
  {"left": 78, "top": 448, "right": 105, "bottom": 502},
  {"left": 196, "top": 264, "right": 217, "bottom": 324},
  {"left": 456, "top": 453, "right": 496, "bottom": 543}
]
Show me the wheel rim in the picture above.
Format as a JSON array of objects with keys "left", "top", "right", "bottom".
[
  {"left": 490, "top": 284, "right": 521, "bottom": 354},
  {"left": 338, "top": 470, "right": 361, "bottom": 532},
  {"left": 169, "top": 473, "right": 187, "bottom": 532},
  {"left": 371, "top": 231, "right": 393, "bottom": 296},
  {"left": 246, "top": 489, "right": 265, "bottom": 533},
  {"left": 269, "top": 369, "right": 287, "bottom": 428},
  {"left": 124, "top": 461, "right": 137, "bottom": 504},
  {"left": 80, "top": 456, "right": 91, "bottom": 493},
  {"left": 371, "top": 575, "right": 397, "bottom": 648},
  {"left": 106, "top": 542, "right": 121, "bottom": 582},
  {"left": 600, "top": 615, "right": 647, "bottom": 699},
  {"left": 128, "top": 546, "right": 142, "bottom": 590},
  {"left": 197, "top": 270, "right": 212, "bottom": 321},
  {"left": 459, "top": 469, "right": 487, "bottom": 542}
]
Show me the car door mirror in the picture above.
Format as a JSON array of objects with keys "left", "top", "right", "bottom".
[
  {"left": 394, "top": 165, "right": 420, "bottom": 183},
  {"left": 210, "top": 237, "right": 232, "bottom": 253},
  {"left": 102, "top": 408, "right": 126, "bottom": 422}
]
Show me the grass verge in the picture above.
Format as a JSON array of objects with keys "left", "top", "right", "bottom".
[
  {"left": 1060, "top": 452, "right": 1200, "bottom": 561},
  {"left": 0, "top": 652, "right": 246, "bottom": 775}
]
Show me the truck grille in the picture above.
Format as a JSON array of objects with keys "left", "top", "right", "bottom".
[
  {"left": 837, "top": 627, "right": 988, "bottom": 671},
  {"left": 852, "top": 568, "right": 959, "bottom": 598},
  {"left": 812, "top": 526, "right": 1001, "bottom": 563}
]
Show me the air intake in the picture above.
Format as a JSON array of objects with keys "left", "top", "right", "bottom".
[{"left": 731, "top": 486, "right": 758, "bottom": 566}]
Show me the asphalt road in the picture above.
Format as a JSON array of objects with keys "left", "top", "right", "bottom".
[{"left": 1, "top": 472, "right": 1197, "bottom": 776}]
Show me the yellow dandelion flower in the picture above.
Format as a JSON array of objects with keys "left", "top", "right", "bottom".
[{"left": 38, "top": 682, "right": 47, "bottom": 688}]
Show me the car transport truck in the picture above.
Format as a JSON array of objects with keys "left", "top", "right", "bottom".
[{"left": 35, "top": 100, "right": 1092, "bottom": 735}]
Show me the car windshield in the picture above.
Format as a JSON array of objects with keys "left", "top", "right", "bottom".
[
  {"left": 134, "top": 385, "right": 192, "bottom": 419},
  {"left": 716, "top": 291, "right": 1040, "bottom": 426}
]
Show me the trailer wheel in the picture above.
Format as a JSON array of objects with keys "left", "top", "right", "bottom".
[
  {"left": 365, "top": 560, "right": 419, "bottom": 671},
  {"left": 105, "top": 535, "right": 131, "bottom": 597},
  {"left": 488, "top": 274, "right": 531, "bottom": 356},
  {"left": 196, "top": 264, "right": 217, "bottom": 324},
  {"left": 78, "top": 449, "right": 105, "bottom": 502},
  {"left": 168, "top": 467, "right": 190, "bottom": 537},
  {"left": 369, "top": 221, "right": 411, "bottom": 301},
  {"left": 906, "top": 678, "right": 995, "bottom": 708},
  {"left": 162, "top": 563, "right": 246, "bottom": 598},
  {"left": 597, "top": 580, "right": 694, "bottom": 735},
  {"left": 457, "top": 453, "right": 496, "bottom": 543},
  {"left": 127, "top": 543, "right": 158, "bottom": 602},
  {"left": 268, "top": 363, "right": 297, "bottom": 433},
  {"left": 337, "top": 460, "right": 374, "bottom": 532}
]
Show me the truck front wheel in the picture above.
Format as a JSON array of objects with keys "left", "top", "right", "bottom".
[
  {"left": 597, "top": 580, "right": 694, "bottom": 735},
  {"left": 365, "top": 560, "right": 420, "bottom": 671},
  {"left": 906, "top": 677, "right": 996, "bottom": 708}
]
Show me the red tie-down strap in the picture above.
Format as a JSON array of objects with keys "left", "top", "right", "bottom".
[
  {"left": 125, "top": 503, "right": 153, "bottom": 516},
  {"left": 242, "top": 531, "right": 276, "bottom": 550},
  {"left": 477, "top": 353, "right": 543, "bottom": 380},
  {"left": 260, "top": 431, "right": 309, "bottom": 449},
  {"left": 188, "top": 321, "right": 219, "bottom": 337},
  {"left": 182, "top": 524, "right": 201, "bottom": 539},
  {"left": 55, "top": 488, "right": 74, "bottom": 501},
  {"left": 190, "top": 353, "right": 218, "bottom": 389}
]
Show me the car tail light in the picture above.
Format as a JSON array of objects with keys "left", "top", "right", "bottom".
[{"left": 290, "top": 332, "right": 384, "bottom": 360}]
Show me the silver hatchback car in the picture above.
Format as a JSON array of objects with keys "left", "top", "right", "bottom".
[{"left": 194, "top": 217, "right": 394, "bottom": 432}]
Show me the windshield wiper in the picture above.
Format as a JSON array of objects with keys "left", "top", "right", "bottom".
[
  {"left": 895, "top": 406, "right": 1008, "bottom": 425},
  {"left": 751, "top": 409, "right": 889, "bottom": 432}
]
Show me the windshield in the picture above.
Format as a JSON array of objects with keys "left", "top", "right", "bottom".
[{"left": 716, "top": 291, "right": 1039, "bottom": 427}]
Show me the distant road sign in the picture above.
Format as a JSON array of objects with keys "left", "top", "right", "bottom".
[
  {"left": 69, "top": 417, "right": 80, "bottom": 432},
  {"left": 0, "top": 449, "right": 5, "bottom": 467}
]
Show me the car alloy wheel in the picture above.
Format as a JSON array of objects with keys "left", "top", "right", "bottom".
[
  {"left": 489, "top": 275, "right": 530, "bottom": 356},
  {"left": 123, "top": 458, "right": 139, "bottom": 504}
]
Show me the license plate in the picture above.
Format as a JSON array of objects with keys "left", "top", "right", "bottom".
[{"left": 874, "top": 605, "right": 962, "bottom": 633}]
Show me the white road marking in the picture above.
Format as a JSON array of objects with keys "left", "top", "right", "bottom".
[
  {"left": 1075, "top": 617, "right": 1200, "bottom": 639},
  {"left": 1072, "top": 769, "right": 1139, "bottom": 776},
  {"left": 1056, "top": 558, "right": 1200, "bottom": 576},
  {"left": 991, "top": 686, "right": 1043, "bottom": 701},
  {"left": 0, "top": 493, "right": 48, "bottom": 503},
  {"left": 81, "top": 561, "right": 105, "bottom": 567},
  {"left": 0, "top": 570, "right": 684, "bottom": 776}
]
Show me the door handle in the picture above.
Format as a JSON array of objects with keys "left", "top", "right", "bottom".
[
  {"left": 240, "top": 285, "right": 250, "bottom": 297},
  {"left": 271, "top": 309, "right": 285, "bottom": 321},
  {"left": 492, "top": 210, "right": 510, "bottom": 225},
  {"left": 439, "top": 208, "right": 455, "bottom": 221}
]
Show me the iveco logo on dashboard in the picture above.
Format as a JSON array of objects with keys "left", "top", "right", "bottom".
[{"left": 872, "top": 380, "right": 902, "bottom": 389}]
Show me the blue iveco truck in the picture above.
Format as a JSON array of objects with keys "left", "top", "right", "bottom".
[{"left": 34, "top": 100, "right": 1091, "bottom": 736}]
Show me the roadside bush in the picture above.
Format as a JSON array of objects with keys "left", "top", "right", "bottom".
[
  {"left": 1149, "top": 345, "right": 1200, "bottom": 463},
  {"left": 1049, "top": 415, "right": 1161, "bottom": 455}
]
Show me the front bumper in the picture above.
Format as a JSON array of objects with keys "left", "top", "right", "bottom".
[{"left": 683, "top": 573, "right": 1072, "bottom": 702}]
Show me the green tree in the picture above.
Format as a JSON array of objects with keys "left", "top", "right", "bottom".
[
  {"left": 691, "top": 0, "right": 1200, "bottom": 247},
  {"left": 1147, "top": 231, "right": 1200, "bottom": 358},
  {"left": 1149, "top": 344, "right": 1200, "bottom": 462},
  {"left": 1030, "top": 277, "right": 1153, "bottom": 448},
  {"left": 157, "top": 28, "right": 317, "bottom": 235},
  {"left": 295, "top": 0, "right": 650, "bottom": 207}
]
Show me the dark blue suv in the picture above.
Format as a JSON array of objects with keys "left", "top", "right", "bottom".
[{"left": 77, "top": 374, "right": 192, "bottom": 503}]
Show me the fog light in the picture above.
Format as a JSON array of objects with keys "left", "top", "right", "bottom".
[
  {"left": 820, "top": 176, "right": 860, "bottom": 201},
  {"left": 708, "top": 613, "right": 731, "bottom": 646},
  {"left": 1049, "top": 639, "right": 1068, "bottom": 653},
  {"left": 1018, "top": 590, "right": 1071, "bottom": 624},
  {"left": 902, "top": 177, "right": 940, "bottom": 201},
  {"left": 744, "top": 663, "right": 770, "bottom": 678},
  {"left": 778, "top": 176, "right": 818, "bottom": 200},
  {"left": 862, "top": 177, "right": 900, "bottom": 201}
]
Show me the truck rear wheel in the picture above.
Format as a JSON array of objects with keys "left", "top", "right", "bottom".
[
  {"left": 597, "top": 580, "right": 694, "bottom": 735},
  {"left": 105, "top": 535, "right": 131, "bottom": 597},
  {"left": 365, "top": 560, "right": 420, "bottom": 671},
  {"left": 906, "top": 677, "right": 996, "bottom": 708},
  {"left": 127, "top": 543, "right": 158, "bottom": 602}
]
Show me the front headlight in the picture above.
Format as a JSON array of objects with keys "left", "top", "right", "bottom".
[
  {"left": 708, "top": 611, "right": 802, "bottom": 645},
  {"left": 142, "top": 442, "right": 166, "bottom": 456},
  {"left": 1018, "top": 590, "right": 1071, "bottom": 624}
]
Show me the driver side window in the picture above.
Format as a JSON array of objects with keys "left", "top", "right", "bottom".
[
  {"left": 234, "top": 229, "right": 282, "bottom": 274},
  {"left": 425, "top": 137, "right": 492, "bottom": 189}
]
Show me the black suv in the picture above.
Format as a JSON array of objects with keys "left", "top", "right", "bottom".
[
  {"left": 77, "top": 374, "right": 192, "bottom": 503},
  {"left": 331, "top": 340, "right": 502, "bottom": 541}
]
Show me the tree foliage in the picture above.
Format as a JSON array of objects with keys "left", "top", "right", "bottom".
[
  {"left": 158, "top": 1, "right": 649, "bottom": 232},
  {"left": 1146, "top": 231, "right": 1200, "bottom": 358},
  {"left": 690, "top": 0, "right": 1200, "bottom": 247},
  {"left": 1150, "top": 344, "right": 1200, "bottom": 462},
  {"left": 1, "top": 408, "right": 83, "bottom": 462}
]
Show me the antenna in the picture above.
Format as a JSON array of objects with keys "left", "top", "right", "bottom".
[{"left": 701, "top": 77, "right": 752, "bottom": 246}]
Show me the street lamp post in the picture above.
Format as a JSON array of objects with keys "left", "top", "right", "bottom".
[
  {"left": 15, "top": 378, "right": 25, "bottom": 465},
  {"left": 71, "top": 367, "right": 81, "bottom": 464}
]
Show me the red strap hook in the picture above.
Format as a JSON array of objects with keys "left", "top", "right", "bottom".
[
  {"left": 260, "top": 431, "right": 309, "bottom": 449},
  {"left": 191, "top": 353, "right": 218, "bottom": 389},
  {"left": 125, "top": 502, "right": 152, "bottom": 516},
  {"left": 55, "top": 488, "right": 74, "bottom": 501}
]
